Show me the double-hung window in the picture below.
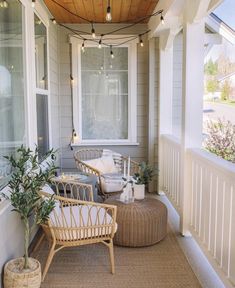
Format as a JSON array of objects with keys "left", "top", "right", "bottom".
[
  {"left": 70, "top": 36, "right": 137, "bottom": 145},
  {"left": 34, "top": 13, "right": 50, "bottom": 158},
  {"left": 0, "top": 0, "right": 26, "bottom": 189}
]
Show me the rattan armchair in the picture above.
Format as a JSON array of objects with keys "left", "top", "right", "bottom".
[
  {"left": 39, "top": 191, "right": 117, "bottom": 281},
  {"left": 74, "top": 149, "right": 139, "bottom": 199}
]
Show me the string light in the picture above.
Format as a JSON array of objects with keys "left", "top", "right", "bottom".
[
  {"left": 70, "top": 75, "right": 74, "bottom": 84},
  {"left": 98, "top": 38, "right": 102, "bottom": 49},
  {"left": 44, "top": 1, "right": 164, "bottom": 49},
  {"left": 106, "top": 0, "right": 112, "bottom": 22},
  {"left": 139, "top": 35, "right": 144, "bottom": 47},
  {"left": 51, "top": 18, "right": 57, "bottom": 24},
  {"left": 70, "top": 129, "right": 79, "bottom": 149},
  {"left": 110, "top": 46, "right": 114, "bottom": 59},
  {"left": 91, "top": 23, "right": 96, "bottom": 39},
  {"left": 2, "top": 0, "right": 8, "bottom": 8},
  {"left": 31, "top": 0, "right": 35, "bottom": 8},
  {"left": 160, "top": 13, "right": 165, "bottom": 25},
  {"left": 81, "top": 40, "right": 85, "bottom": 53}
]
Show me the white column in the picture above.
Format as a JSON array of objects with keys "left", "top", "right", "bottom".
[
  {"left": 180, "top": 20, "right": 205, "bottom": 235},
  {"left": 158, "top": 34, "right": 174, "bottom": 193},
  {"left": 148, "top": 38, "right": 156, "bottom": 193},
  {"left": 159, "top": 38, "right": 173, "bottom": 135}
]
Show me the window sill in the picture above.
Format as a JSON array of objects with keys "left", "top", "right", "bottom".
[{"left": 71, "top": 142, "right": 140, "bottom": 147}]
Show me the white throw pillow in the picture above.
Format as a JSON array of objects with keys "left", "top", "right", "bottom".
[
  {"left": 83, "top": 158, "right": 105, "bottom": 173},
  {"left": 41, "top": 184, "right": 55, "bottom": 195},
  {"left": 101, "top": 156, "right": 118, "bottom": 173},
  {"left": 83, "top": 156, "right": 118, "bottom": 174}
]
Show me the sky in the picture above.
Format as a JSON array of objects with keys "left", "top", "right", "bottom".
[{"left": 213, "top": 0, "right": 235, "bottom": 31}]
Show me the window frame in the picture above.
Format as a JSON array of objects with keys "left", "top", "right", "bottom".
[
  {"left": 70, "top": 35, "right": 138, "bottom": 146},
  {"left": 33, "top": 11, "right": 52, "bottom": 154}
]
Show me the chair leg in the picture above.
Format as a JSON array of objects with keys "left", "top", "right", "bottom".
[
  {"left": 42, "top": 242, "right": 56, "bottom": 282},
  {"left": 108, "top": 239, "right": 115, "bottom": 274}
]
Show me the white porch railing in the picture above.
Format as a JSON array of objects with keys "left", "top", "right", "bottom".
[
  {"left": 160, "top": 134, "right": 235, "bottom": 286},
  {"left": 160, "top": 135, "right": 182, "bottom": 215}
]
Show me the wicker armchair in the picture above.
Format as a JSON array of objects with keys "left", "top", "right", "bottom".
[
  {"left": 39, "top": 190, "right": 117, "bottom": 281},
  {"left": 74, "top": 149, "right": 139, "bottom": 198}
]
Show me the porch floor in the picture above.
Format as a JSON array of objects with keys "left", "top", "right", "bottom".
[{"left": 33, "top": 198, "right": 202, "bottom": 288}]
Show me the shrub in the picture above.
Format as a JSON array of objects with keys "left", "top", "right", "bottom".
[{"left": 203, "top": 119, "right": 235, "bottom": 163}]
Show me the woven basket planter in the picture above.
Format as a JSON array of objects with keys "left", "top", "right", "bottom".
[{"left": 4, "top": 257, "right": 41, "bottom": 288}]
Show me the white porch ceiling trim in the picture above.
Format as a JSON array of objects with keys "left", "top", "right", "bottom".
[
  {"left": 148, "top": 0, "right": 224, "bottom": 40},
  {"left": 206, "top": 15, "right": 235, "bottom": 45}
]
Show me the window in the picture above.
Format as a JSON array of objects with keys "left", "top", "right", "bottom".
[
  {"left": 0, "top": 0, "right": 26, "bottom": 189},
  {"left": 81, "top": 47, "right": 128, "bottom": 140},
  {"left": 70, "top": 36, "right": 137, "bottom": 145},
  {"left": 36, "top": 94, "right": 49, "bottom": 157},
  {"left": 34, "top": 13, "right": 50, "bottom": 158}
]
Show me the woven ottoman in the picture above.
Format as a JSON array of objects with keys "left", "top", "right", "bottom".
[{"left": 105, "top": 198, "right": 167, "bottom": 247}]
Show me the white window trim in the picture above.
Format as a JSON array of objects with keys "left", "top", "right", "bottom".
[
  {"left": 33, "top": 6, "right": 52, "bottom": 150},
  {"left": 70, "top": 35, "right": 138, "bottom": 146}
]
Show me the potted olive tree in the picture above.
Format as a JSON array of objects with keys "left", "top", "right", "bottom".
[
  {"left": 133, "top": 162, "right": 154, "bottom": 200},
  {"left": 3, "top": 146, "right": 56, "bottom": 288}
]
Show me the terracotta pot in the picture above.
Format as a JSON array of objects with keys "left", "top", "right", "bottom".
[
  {"left": 4, "top": 257, "right": 41, "bottom": 288},
  {"left": 134, "top": 184, "right": 145, "bottom": 200}
]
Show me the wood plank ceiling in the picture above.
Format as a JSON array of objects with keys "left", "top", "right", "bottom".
[{"left": 43, "top": 0, "right": 159, "bottom": 23}]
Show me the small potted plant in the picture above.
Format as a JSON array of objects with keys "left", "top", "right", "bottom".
[
  {"left": 133, "top": 162, "right": 154, "bottom": 200},
  {"left": 3, "top": 145, "right": 57, "bottom": 288}
]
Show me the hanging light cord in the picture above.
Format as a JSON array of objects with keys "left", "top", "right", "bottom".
[{"left": 47, "top": 0, "right": 164, "bottom": 47}]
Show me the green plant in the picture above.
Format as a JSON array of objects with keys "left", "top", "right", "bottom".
[
  {"left": 221, "top": 80, "right": 231, "bottom": 101},
  {"left": 4, "top": 146, "right": 57, "bottom": 270},
  {"left": 203, "top": 119, "right": 235, "bottom": 163},
  {"left": 204, "top": 59, "right": 218, "bottom": 76},
  {"left": 206, "top": 79, "right": 219, "bottom": 94},
  {"left": 133, "top": 162, "right": 155, "bottom": 185}
]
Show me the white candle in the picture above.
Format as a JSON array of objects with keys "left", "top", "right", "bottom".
[
  {"left": 123, "top": 160, "right": 126, "bottom": 178},
  {"left": 127, "top": 156, "right": 130, "bottom": 180}
]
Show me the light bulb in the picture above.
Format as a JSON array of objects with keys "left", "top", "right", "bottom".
[
  {"left": 70, "top": 75, "right": 74, "bottom": 84},
  {"left": 3, "top": 0, "right": 8, "bottom": 8},
  {"left": 111, "top": 51, "right": 114, "bottom": 59},
  {"left": 81, "top": 42, "right": 85, "bottom": 53},
  {"left": 98, "top": 39, "right": 102, "bottom": 49},
  {"left": 140, "top": 39, "right": 144, "bottom": 47},
  {"left": 51, "top": 18, "right": 56, "bottom": 24},
  {"left": 31, "top": 0, "right": 35, "bottom": 8},
  {"left": 160, "top": 14, "right": 165, "bottom": 25},
  {"left": 91, "top": 27, "right": 96, "bottom": 39},
  {"left": 106, "top": 6, "right": 112, "bottom": 22}
]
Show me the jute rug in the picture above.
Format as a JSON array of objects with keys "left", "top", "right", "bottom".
[{"left": 34, "top": 226, "right": 201, "bottom": 288}]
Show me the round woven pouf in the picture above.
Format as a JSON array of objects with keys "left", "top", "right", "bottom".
[{"left": 105, "top": 198, "right": 167, "bottom": 247}]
